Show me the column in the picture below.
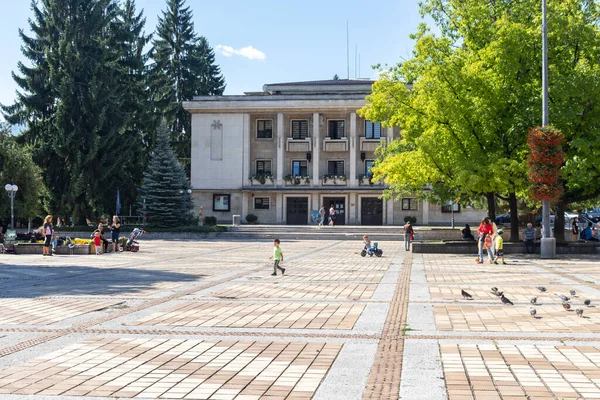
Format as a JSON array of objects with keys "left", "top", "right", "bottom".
[
  {"left": 349, "top": 193, "right": 357, "bottom": 224},
  {"left": 387, "top": 127, "right": 394, "bottom": 145},
  {"left": 312, "top": 112, "right": 320, "bottom": 185},
  {"left": 242, "top": 114, "right": 251, "bottom": 185},
  {"left": 349, "top": 112, "right": 357, "bottom": 187},
  {"left": 386, "top": 198, "right": 394, "bottom": 225},
  {"left": 422, "top": 199, "right": 429, "bottom": 225},
  {"left": 276, "top": 192, "right": 284, "bottom": 224},
  {"left": 241, "top": 192, "right": 249, "bottom": 221},
  {"left": 312, "top": 192, "right": 320, "bottom": 213},
  {"left": 276, "top": 112, "right": 284, "bottom": 186}
]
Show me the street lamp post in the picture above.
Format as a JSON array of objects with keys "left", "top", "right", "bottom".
[
  {"left": 4, "top": 184, "right": 19, "bottom": 229},
  {"left": 540, "top": 0, "right": 556, "bottom": 258}
]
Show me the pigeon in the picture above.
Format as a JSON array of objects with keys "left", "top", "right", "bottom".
[
  {"left": 558, "top": 294, "right": 570, "bottom": 302},
  {"left": 461, "top": 289, "right": 473, "bottom": 300},
  {"left": 537, "top": 286, "right": 547, "bottom": 292},
  {"left": 576, "top": 308, "right": 584, "bottom": 317},
  {"left": 530, "top": 308, "right": 537, "bottom": 318},
  {"left": 530, "top": 297, "right": 538, "bottom": 305},
  {"left": 500, "top": 295, "right": 514, "bottom": 305},
  {"left": 584, "top": 299, "right": 592, "bottom": 306},
  {"left": 491, "top": 287, "right": 499, "bottom": 293},
  {"left": 562, "top": 302, "right": 571, "bottom": 311},
  {"left": 491, "top": 291, "right": 504, "bottom": 297},
  {"left": 570, "top": 290, "right": 577, "bottom": 296}
]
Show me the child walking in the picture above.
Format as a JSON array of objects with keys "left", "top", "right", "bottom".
[
  {"left": 93, "top": 231, "right": 102, "bottom": 255},
  {"left": 269, "top": 239, "right": 285, "bottom": 276},
  {"left": 493, "top": 229, "right": 506, "bottom": 264}
]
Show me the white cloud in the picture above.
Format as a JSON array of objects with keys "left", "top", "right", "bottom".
[{"left": 215, "top": 45, "right": 266, "bottom": 61}]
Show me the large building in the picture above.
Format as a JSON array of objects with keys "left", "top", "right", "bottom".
[{"left": 183, "top": 79, "right": 481, "bottom": 225}]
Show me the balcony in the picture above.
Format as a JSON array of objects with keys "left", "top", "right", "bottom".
[
  {"left": 360, "top": 137, "right": 386, "bottom": 152},
  {"left": 286, "top": 137, "right": 312, "bottom": 152},
  {"left": 284, "top": 175, "right": 310, "bottom": 186},
  {"left": 322, "top": 137, "right": 348, "bottom": 152},
  {"left": 321, "top": 175, "right": 347, "bottom": 186},
  {"left": 249, "top": 175, "right": 274, "bottom": 186},
  {"left": 358, "top": 174, "right": 383, "bottom": 186}
]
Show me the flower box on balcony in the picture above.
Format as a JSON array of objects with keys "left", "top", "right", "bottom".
[
  {"left": 250, "top": 175, "right": 274, "bottom": 185},
  {"left": 321, "top": 175, "right": 347, "bottom": 186},
  {"left": 284, "top": 176, "right": 310, "bottom": 186},
  {"left": 359, "top": 175, "right": 382, "bottom": 186}
]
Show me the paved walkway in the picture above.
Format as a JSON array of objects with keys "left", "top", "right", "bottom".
[{"left": 0, "top": 240, "right": 599, "bottom": 399}]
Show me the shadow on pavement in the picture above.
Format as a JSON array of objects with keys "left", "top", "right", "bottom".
[{"left": 0, "top": 264, "right": 203, "bottom": 298}]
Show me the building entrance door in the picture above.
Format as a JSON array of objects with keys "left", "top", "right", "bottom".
[
  {"left": 323, "top": 197, "right": 346, "bottom": 225},
  {"left": 361, "top": 197, "right": 383, "bottom": 225},
  {"left": 286, "top": 197, "right": 308, "bottom": 225}
]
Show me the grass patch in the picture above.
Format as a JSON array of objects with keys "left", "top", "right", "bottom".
[
  {"left": 587, "top": 281, "right": 595, "bottom": 284},
  {"left": 143, "top": 225, "right": 227, "bottom": 233},
  {"left": 402, "top": 324, "right": 415, "bottom": 335}
]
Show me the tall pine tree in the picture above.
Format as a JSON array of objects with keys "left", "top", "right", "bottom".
[
  {"left": 139, "top": 120, "right": 193, "bottom": 227},
  {"left": 2, "top": 0, "right": 152, "bottom": 222},
  {"left": 150, "top": 0, "right": 225, "bottom": 167}
]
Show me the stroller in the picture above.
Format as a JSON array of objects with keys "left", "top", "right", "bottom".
[
  {"left": 119, "top": 227, "right": 146, "bottom": 252},
  {"left": 361, "top": 241, "right": 383, "bottom": 257}
]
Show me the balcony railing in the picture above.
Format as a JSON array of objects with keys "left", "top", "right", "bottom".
[
  {"left": 358, "top": 174, "right": 383, "bottom": 186},
  {"left": 322, "top": 137, "right": 348, "bottom": 152},
  {"left": 286, "top": 137, "right": 312, "bottom": 152},
  {"left": 249, "top": 175, "right": 274, "bottom": 186},
  {"left": 360, "top": 137, "right": 386, "bottom": 152},
  {"left": 321, "top": 175, "right": 347, "bottom": 186},
  {"left": 284, "top": 175, "right": 310, "bottom": 186}
]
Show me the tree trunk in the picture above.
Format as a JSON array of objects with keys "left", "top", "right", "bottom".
[
  {"left": 555, "top": 200, "right": 567, "bottom": 243},
  {"left": 508, "top": 192, "right": 520, "bottom": 242},
  {"left": 486, "top": 193, "right": 496, "bottom": 222}
]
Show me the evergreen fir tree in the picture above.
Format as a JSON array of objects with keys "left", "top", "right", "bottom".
[
  {"left": 2, "top": 0, "right": 149, "bottom": 222},
  {"left": 150, "top": 0, "right": 225, "bottom": 165},
  {"left": 139, "top": 120, "right": 193, "bottom": 227}
]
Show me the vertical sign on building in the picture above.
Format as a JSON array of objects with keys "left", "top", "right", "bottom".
[{"left": 210, "top": 119, "right": 223, "bottom": 160}]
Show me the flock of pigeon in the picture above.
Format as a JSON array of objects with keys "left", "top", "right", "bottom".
[{"left": 460, "top": 286, "right": 593, "bottom": 318}]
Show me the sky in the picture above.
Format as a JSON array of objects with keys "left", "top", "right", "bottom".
[{"left": 0, "top": 0, "right": 425, "bottom": 115}]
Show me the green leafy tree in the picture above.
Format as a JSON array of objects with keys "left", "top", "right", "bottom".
[
  {"left": 361, "top": 0, "right": 600, "bottom": 242},
  {"left": 139, "top": 120, "right": 193, "bottom": 227},
  {"left": 150, "top": 0, "right": 225, "bottom": 166},
  {"left": 0, "top": 129, "right": 49, "bottom": 223}
]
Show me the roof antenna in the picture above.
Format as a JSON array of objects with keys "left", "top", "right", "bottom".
[
  {"left": 359, "top": 53, "right": 361, "bottom": 78},
  {"left": 346, "top": 21, "right": 350, "bottom": 80},
  {"left": 355, "top": 44, "right": 358, "bottom": 78}
]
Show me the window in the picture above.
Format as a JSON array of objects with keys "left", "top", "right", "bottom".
[
  {"left": 255, "top": 160, "right": 272, "bottom": 175},
  {"left": 402, "top": 198, "right": 418, "bottom": 211},
  {"left": 328, "top": 160, "right": 345, "bottom": 176},
  {"left": 256, "top": 120, "right": 273, "bottom": 139},
  {"left": 254, "top": 197, "right": 270, "bottom": 210},
  {"left": 328, "top": 120, "right": 345, "bottom": 139},
  {"left": 441, "top": 202, "right": 460, "bottom": 213},
  {"left": 365, "top": 121, "right": 382, "bottom": 139},
  {"left": 291, "top": 120, "right": 309, "bottom": 139},
  {"left": 292, "top": 160, "right": 308, "bottom": 176},
  {"left": 213, "top": 194, "right": 230, "bottom": 211},
  {"left": 365, "top": 160, "right": 375, "bottom": 176}
]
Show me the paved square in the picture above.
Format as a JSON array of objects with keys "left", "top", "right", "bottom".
[{"left": 1, "top": 239, "right": 600, "bottom": 400}]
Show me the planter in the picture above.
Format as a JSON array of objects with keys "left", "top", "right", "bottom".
[
  {"left": 55, "top": 245, "right": 91, "bottom": 255},
  {"left": 250, "top": 177, "right": 274, "bottom": 186},
  {"left": 322, "top": 178, "right": 347, "bottom": 186},
  {"left": 285, "top": 177, "right": 310, "bottom": 186},
  {"left": 359, "top": 176, "right": 382, "bottom": 186},
  {"left": 14, "top": 243, "right": 44, "bottom": 254}
]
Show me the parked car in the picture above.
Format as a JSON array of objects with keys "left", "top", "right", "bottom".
[
  {"left": 583, "top": 208, "right": 600, "bottom": 222},
  {"left": 535, "top": 212, "right": 576, "bottom": 228},
  {"left": 495, "top": 213, "right": 511, "bottom": 224}
]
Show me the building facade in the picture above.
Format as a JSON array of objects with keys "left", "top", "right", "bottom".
[{"left": 183, "top": 79, "right": 482, "bottom": 225}]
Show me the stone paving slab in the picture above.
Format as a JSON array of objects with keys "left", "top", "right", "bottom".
[{"left": 1, "top": 240, "right": 600, "bottom": 399}]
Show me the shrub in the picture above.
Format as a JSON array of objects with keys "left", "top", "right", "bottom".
[
  {"left": 246, "top": 214, "right": 258, "bottom": 224},
  {"left": 204, "top": 216, "right": 217, "bottom": 226},
  {"left": 404, "top": 216, "right": 417, "bottom": 224}
]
